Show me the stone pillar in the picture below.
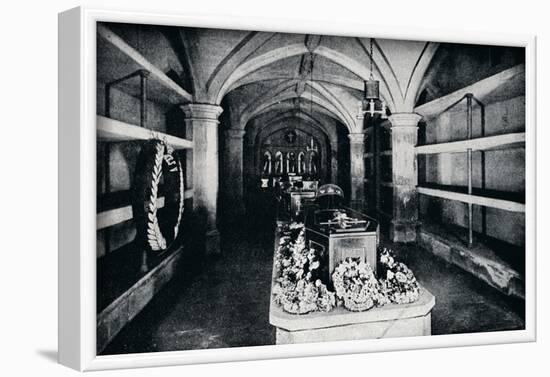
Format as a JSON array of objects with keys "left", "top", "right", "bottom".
[
  {"left": 243, "top": 140, "right": 256, "bottom": 214},
  {"left": 330, "top": 142, "right": 338, "bottom": 185},
  {"left": 348, "top": 132, "right": 366, "bottom": 210},
  {"left": 181, "top": 103, "right": 223, "bottom": 254},
  {"left": 224, "top": 128, "right": 246, "bottom": 217},
  {"left": 389, "top": 113, "right": 422, "bottom": 243}
]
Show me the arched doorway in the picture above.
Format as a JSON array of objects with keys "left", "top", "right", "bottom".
[{"left": 243, "top": 119, "right": 332, "bottom": 222}]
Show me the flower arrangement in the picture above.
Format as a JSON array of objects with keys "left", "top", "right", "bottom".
[
  {"left": 331, "top": 258, "right": 389, "bottom": 311},
  {"left": 273, "top": 224, "right": 336, "bottom": 314},
  {"left": 273, "top": 224, "right": 420, "bottom": 314},
  {"left": 378, "top": 248, "right": 420, "bottom": 304}
]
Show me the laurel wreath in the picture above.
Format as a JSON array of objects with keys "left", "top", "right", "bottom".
[
  {"left": 174, "top": 157, "right": 185, "bottom": 238},
  {"left": 134, "top": 139, "right": 185, "bottom": 252}
]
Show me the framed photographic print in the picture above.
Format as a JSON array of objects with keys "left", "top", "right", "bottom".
[{"left": 58, "top": 6, "right": 536, "bottom": 371}]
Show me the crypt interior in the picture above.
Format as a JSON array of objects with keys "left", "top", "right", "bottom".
[{"left": 95, "top": 22, "right": 526, "bottom": 354}]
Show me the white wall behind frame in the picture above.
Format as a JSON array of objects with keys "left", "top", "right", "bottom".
[{"left": 1, "top": 0, "right": 547, "bottom": 376}]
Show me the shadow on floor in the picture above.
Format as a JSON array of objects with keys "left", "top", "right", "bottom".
[{"left": 382, "top": 239, "right": 524, "bottom": 335}]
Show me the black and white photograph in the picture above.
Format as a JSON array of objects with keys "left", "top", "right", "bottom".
[
  {"left": 4, "top": 0, "right": 550, "bottom": 374},
  {"left": 94, "top": 21, "right": 527, "bottom": 356}
]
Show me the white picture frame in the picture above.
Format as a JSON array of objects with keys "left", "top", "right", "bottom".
[{"left": 58, "top": 6, "right": 537, "bottom": 371}]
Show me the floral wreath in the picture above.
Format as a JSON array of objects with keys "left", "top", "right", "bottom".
[
  {"left": 332, "top": 258, "right": 388, "bottom": 311},
  {"left": 378, "top": 248, "right": 420, "bottom": 304},
  {"left": 133, "top": 139, "right": 185, "bottom": 252},
  {"left": 273, "top": 224, "right": 335, "bottom": 314},
  {"left": 273, "top": 224, "right": 420, "bottom": 314}
]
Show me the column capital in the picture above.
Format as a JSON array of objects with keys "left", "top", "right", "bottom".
[
  {"left": 180, "top": 103, "right": 223, "bottom": 121},
  {"left": 388, "top": 113, "right": 422, "bottom": 128},
  {"left": 354, "top": 107, "right": 365, "bottom": 130},
  {"left": 348, "top": 132, "right": 365, "bottom": 144},
  {"left": 224, "top": 128, "right": 246, "bottom": 139}
]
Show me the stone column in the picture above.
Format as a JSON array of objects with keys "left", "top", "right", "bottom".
[
  {"left": 181, "top": 103, "right": 223, "bottom": 255},
  {"left": 224, "top": 128, "right": 246, "bottom": 217},
  {"left": 389, "top": 113, "right": 422, "bottom": 243},
  {"left": 330, "top": 142, "right": 338, "bottom": 185},
  {"left": 348, "top": 132, "right": 366, "bottom": 210}
]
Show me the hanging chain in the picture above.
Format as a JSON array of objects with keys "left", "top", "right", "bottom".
[
  {"left": 310, "top": 52, "right": 314, "bottom": 118},
  {"left": 369, "top": 38, "right": 374, "bottom": 80}
]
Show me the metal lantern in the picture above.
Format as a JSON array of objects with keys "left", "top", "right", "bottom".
[
  {"left": 361, "top": 38, "right": 388, "bottom": 119},
  {"left": 364, "top": 79, "right": 380, "bottom": 100}
]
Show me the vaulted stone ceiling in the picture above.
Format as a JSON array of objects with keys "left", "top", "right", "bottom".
[
  {"left": 99, "top": 23, "right": 440, "bottom": 134},
  {"left": 176, "top": 28, "right": 439, "bottom": 133}
]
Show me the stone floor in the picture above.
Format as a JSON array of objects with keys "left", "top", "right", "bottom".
[{"left": 102, "top": 219, "right": 525, "bottom": 355}]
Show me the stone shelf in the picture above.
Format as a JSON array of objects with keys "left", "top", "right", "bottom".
[
  {"left": 97, "top": 23, "right": 192, "bottom": 105},
  {"left": 97, "top": 189, "right": 194, "bottom": 230},
  {"left": 97, "top": 242, "right": 186, "bottom": 353},
  {"left": 415, "top": 132, "right": 525, "bottom": 155},
  {"left": 417, "top": 185, "right": 525, "bottom": 213},
  {"left": 98, "top": 197, "right": 163, "bottom": 231},
  {"left": 97, "top": 115, "right": 193, "bottom": 149},
  {"left": 418, "top": 221, "right": 524, "bottom": 299},
  {"left": 415, "top": 64, "right": 525, "bottom": 119},
  {"left": 418, "top": 182, "right": 524, "bottom": 202}
]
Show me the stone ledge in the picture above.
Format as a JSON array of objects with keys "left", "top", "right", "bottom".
[
  {"left": 418, "top": 223, "right": 524, "bottom": 299},
  {"left": 275, "top": 314, "right": 431, "bottom": 344},
  {"left": 270, "top": 286, "right": 435, "bottom": 332},
  {"left": 97, "top": 245, "right": 184, "bottom": 354}
]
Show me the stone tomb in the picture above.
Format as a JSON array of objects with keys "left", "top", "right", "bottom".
[
  {"left": 270, "top": 289, "right": 435, "bottom": 344},
  {"left": 269, "top": 230, "right": 435, "bottom": 345}
]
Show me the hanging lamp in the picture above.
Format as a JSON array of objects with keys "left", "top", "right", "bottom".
[{"left": 362, "top": 38, "right": 387, "bottom": 119}]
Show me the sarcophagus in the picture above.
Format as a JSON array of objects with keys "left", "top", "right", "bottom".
[{"left": 304, "top": 184, "right": 379, "bottom": 284}]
